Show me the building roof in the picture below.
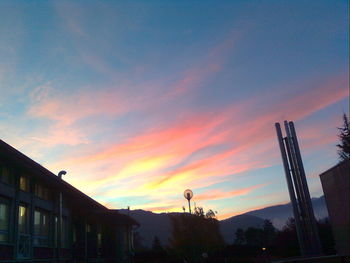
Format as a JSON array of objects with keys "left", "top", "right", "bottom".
[
  {"left": 0, "top": 139, "right": 138, "bottom": 226},
  {"left": 319, "top": 158, "right": 350, "bottom": 177},
  {"left": 93, "top": 210, "right": 140, "bottom": 226}
]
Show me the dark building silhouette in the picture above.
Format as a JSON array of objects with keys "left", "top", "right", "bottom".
[
  {"left": 0, "top": 139, "right": 138, "bottom": 262},
  {"left": 320, "top": 159, "right": 350, "bottom": 255}
]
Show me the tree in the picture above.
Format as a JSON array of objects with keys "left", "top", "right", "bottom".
[
  {"left": 337, "top": 113, "right": 350, "bottom": 161},
  {"left": 234, "top": 228, "right": 245, "bottom": 245},
  {"left": 262, "top": 219, "right": 276, "bottom": 247},
  {"left": 275, "top": 218, "right": 299, "bottom": 257},
  {"left": 152, "top": 235, "right": 163, "bottom": 252},
  {"left": 244, "top": 227, "right": 263, "bottom": 247},
  {"left": 169, "top": 207, "right": 224, "bottom": 260},
  {"left": 133, "top": 231, "right": 146, "bottom": 251}
]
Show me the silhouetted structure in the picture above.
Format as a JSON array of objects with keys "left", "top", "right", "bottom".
[
  {"left": 319, "top": 159, "right": 350, "bottom": 255},
  {"left": 275, "top": 121, "right": 322, "bottom": 256},
  {"left": 0, "top": 139, "right": 138, "bottom": 262}
]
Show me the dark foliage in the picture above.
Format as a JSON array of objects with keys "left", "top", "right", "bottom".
[
  {"left": 275, "top": 218, "right": 299, "bottom": 257},
  {"left": 133, "top": 231, "right": 146, "bottom": 251},
  {"left": 169, "top": 207, "right": 224, "bottom": 261},
  {"left": 234, "top": 228, "right": 245, "bottom": 245},
  {"left": 317, "top": 218, "right": 336, "bottom": 255},
  {"left": 152, "top": 235, "right": 163, "bottom": 252},
  {"left": 337, "top": 113, "right": 350, "bottom": 161}
]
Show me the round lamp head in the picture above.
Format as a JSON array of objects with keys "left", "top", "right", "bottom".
[{"left": 184, "top": 189, "right": 193, "bottom": 200}]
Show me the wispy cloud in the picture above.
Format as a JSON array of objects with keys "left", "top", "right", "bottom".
[{"left": 43, "top": 73, "right": 348, "bottom": 215}]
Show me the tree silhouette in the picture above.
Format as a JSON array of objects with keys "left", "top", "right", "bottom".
[
  {"left": 152, "top": 235, "right": 163, "bottom": 252},
  {"left": 245, "top": 227, "right": 263, "bottom": 247},
  {"left": 170, "top": 207, "right": 224, "bottom": 260},
  {"left": 234, "top": 228, "right": 245, "bottom": 245},
  {"left": 275, "top": 218, "right": 299, "bottom": 256},
  {"left": 337, "top": 113, "right": 350, "bottom": 161},
  {"left": 262, "top": 219, "right": 276, "bottom": 247}
]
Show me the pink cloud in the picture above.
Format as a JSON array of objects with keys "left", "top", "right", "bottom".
[
  {"left": 50, "top": 73, "right": 347, "bottom": 198},
  {"left": 195, "top": 184, "right": 267, "bottom": 201}
]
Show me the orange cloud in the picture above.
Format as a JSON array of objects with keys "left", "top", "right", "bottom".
[
  {"left": 195, "top": 184, "right": 267, "bottom": 201},
  {"left": 49, "top": 73, "right": 347, "bottom": 201}
]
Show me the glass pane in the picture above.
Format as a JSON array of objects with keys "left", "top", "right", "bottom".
[
  {"left": 0, "top": 203, "right": 9, "bottom": 231},
  {"left": 20, "top": 176, "right": 29, "bottom": 191},
  {"left": 18, "top": 205, "right": 28, "bottom": 234},
  {"left": 97, "top": 232, "right": 102, "bottom": 247},
  {"left": 42, "top": 213, "right": 48, "bottom": 236},
  {"left": 35, "top": 184, "right": 50, "bottom": 200},
  {"left": 1, "top": 167, "right": 11, "bottom": 184},
  {"left": 34, "top": 210, "right": 40, "bottom": 234},
  {"left": 0, "top": 233, "right": 8, "bottom": 242}
]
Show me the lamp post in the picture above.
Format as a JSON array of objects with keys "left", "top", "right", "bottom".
[
  {"left": 183, "top": 189, "right": 193, "bottom": 214},
  {"left": 57, "top": 170, "right": 66, "bottom": 263}
]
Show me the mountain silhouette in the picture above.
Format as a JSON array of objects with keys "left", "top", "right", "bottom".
[
  {"left": 119, "top": 195, "right": 328, "bottom": 247},
  {"left": 245, "top": 195, "right": 328, "bottom": 229}
]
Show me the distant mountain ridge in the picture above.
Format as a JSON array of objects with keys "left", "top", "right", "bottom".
[
  {"left": 245, "top": 195, "right": 328, "bottom": 229},
  {"left": 119, "top": 195, "right": 328, "bottom": 247}
]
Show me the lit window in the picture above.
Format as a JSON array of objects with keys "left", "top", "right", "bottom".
[
  {"left": 97, "top": 226, "right": 102, "bottom": 256},
  {"left": 34, "top": 209, "right": 50, "bottom": 246},
  {"left": 0, "top": 200, "right": 9, "bottom": 242},
  {"left": 97, "top": 228, "right": 102, "bottom": 248},
  {"left": 18, "top": 205, "right": 29, "bottom": 234},
  {"left": 20, "top": 176, "right": 30, "bottom": 192}
]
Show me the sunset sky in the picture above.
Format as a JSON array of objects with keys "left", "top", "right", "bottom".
[{"left": 0, "top": 0, "right": 348, "bottom": 219}]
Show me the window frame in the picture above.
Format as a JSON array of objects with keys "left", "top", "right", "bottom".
[
  {"left": 34, "top": 183, "right": 50, "bottom": 201},
  {"left": 33, "top": 208, "right": 50, "bottom": 247},
  {"left": 19, "top": 176, "right": 30, "bottom": 192},
  {"left": 0, "top": 197, "right": 10, "bottom": 243},
  {"left": 18, "top": 204, "right": 30, "bottom": 235},
  {"left": 0, "top": 163, "right": 14, "bottom": 185}
]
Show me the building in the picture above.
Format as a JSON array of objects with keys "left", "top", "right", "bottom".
[
  {"left": 0, "top": 139, "right": 138, "bottom": 262},
  {"left": 319, "top": 159, "right": 350, "bottom": 256}
]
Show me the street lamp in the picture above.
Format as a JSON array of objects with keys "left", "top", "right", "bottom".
[
  {"left": 57, "top": 170, "right": 66, "bottom": 262},
  {"left": 183, "top": 189, "right": 193, "bottom": 214}
]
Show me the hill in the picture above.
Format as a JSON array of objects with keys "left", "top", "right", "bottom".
[
  {"left": 245, "top": 195, "right": 328, "bottom": 229},
  {"left": 119, "top": 195, "right": 328, "bottom": 247}
]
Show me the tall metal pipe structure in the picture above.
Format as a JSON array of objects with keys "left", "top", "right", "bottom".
[{"left": 275, "top": 121, "right": 322, "bottom": 256}]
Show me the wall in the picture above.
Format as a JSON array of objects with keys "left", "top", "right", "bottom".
[{"left": 319, "top": 159, "right": 350, "bottom": 255}]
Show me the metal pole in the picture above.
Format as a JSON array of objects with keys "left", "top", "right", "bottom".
[
  {"left": 188, "top": 199, "right": 191, "bottom": 214},
  {"left": 284, "top": 121, "right": 306, "bottom": 206},
  {"left": 284, "top": 121, "right": 309, "bottom": 241},
  {"left": 57, "top": 171, "right": 66, "bottom": 263},
  {"left": 289, "top": 122, "right": 322, "bottom": 255},
  {"left": 275, "top": 123, "right": 305, "bottom": 255}
]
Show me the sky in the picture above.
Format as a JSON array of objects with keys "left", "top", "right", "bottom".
[{"left": 0, "top": 0, "right": 348, "bottom": 220}]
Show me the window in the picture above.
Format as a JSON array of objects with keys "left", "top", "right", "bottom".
[
  {"left": 97, "top": 226, "right": 102, "bottom": 256},
  {"left": 0, "top": 164, "right": 13, "bottom": 185},
  {"left": 34, "top": 209, "right": 49, "bottom": 246},
  {"left": 35, "top": 184, "right": 50, "bottom": 200},
  {"left": 19, "top": 176, "right": 30, "bottom": 192},
  {"left": 18, "top": 205, "right": 29, "bottom": 234},
  {"left": 97, "top": 226, "right": 102, "bottom": 248},
  {"left": 0, "top": 199, "right": 10, "bottom": 242}
]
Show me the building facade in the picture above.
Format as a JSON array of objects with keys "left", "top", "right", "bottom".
[
  {"left": 0, "top": 140, "right": 138, "bottom": 262},
  {"left": 319, "top": 159, "right": 350, "bottom": 256}
]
